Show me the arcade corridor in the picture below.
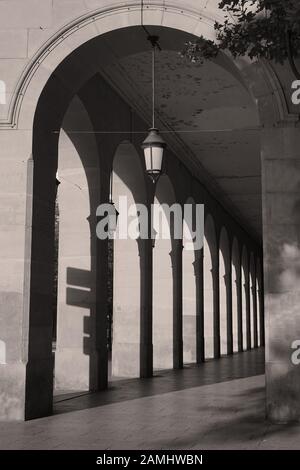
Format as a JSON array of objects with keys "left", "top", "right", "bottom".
[{"left": 2, "top": 0, "right": 300, "bottom": 433}]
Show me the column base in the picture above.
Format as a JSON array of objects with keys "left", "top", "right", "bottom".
[{"left": 25, "top": 356, "right": 54, "bottom": 420}]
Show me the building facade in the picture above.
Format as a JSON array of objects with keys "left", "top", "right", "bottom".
[{"left": 0, "top": 0, "right": 299, "bottom": 424}]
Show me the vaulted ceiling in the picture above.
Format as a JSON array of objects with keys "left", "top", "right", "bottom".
[{"left": 95, "top": 26, "right": 262, "bottom": 240}]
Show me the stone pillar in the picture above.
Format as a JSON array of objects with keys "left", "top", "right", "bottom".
[
  {"left": 219, "top": 270, "right": 227, "bottom": 356},
  {"left": 251, "top": 282, "right": 258, "bottom": 349},
  {"left": 262, "top": 126, "right": 300, "bottom": 422},
  {"left": 204, "top": 260, "right": 213, "bottom": 359},
  {"left": 139, "top": 234, "right": 153, "bottom": 378},
  {"left": 25, "top": 131, "right": 59, "bottom": 419},
  {"left": 258, "top": 287, "right": 265, "bottom": 347},
  {"left": 236, "top": 273, "right": 243, "bottom": 352},
  {"left": 171, "top": 242, "right": 183, "bottom": 369},
  {"left": 224, "top": 270, "right": 233, "bottom": 355},
  {"left": 0, "top": 131, "right": 36, "bottom": 420},
  {"left": 212, "top": 260, "right": 221, "bottom": 359},
  {"left": 257, "top": 259, "right": 265, "bottom": 348},
  {"left": 243, "top": 271, "right": 251, "bottom": 350},
  {"left": 195, "top": 250, "right": 205, "bottom": 363}
]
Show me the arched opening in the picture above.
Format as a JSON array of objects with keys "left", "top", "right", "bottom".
[
  {"left": 152, "top": 175, "right": 179, "bottom": 370},
  {"left": 111, "top": 141, "right": 147, "bottom": 379},
  {"left": 55, "top": 95, "right": 101, "bottom": 392},
  {"left": 182, "top": 198, "right": 204, "bottom": 364}
]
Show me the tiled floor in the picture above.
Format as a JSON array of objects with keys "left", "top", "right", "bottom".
[{"left": 1, "top": 349, "right": 300, "bottom": 450}]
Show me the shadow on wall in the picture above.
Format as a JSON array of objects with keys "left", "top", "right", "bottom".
[{"left": 66, "top": 267, "right": 93, "bottom": 355}]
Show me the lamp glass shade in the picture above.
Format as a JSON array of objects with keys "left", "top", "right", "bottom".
[
  {"left": 142, "top": 128, "right": 166, "bottom": 180},
  {"left": 144, "top": 146, "right": 164, "bottom": 175}
]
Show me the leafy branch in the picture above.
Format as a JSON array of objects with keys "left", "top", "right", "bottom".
[{"left": 182, "top": 0, "right": 300, "bottom": 78}]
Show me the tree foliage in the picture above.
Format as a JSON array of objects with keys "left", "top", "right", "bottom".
[{"left": 183, "top": 0, "right": 300, "bottom": 67}]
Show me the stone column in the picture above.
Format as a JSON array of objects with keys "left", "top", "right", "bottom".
[
  {"left": 262, "top": 126, "right": 300, "bottom": 422},
  {"left": 25, "top": 131, "right": 59, "bottom": 420},
  {"left": 139, "top": 234, "right": 153, "bottom": 378},
  {"left": 212, "top": 259, "right": 221, "bottom": 359},
  {"left": 194, "top": 250, "right": 205, "bottom": 363},
  {"left": 0, "top": 132, "right": 36, "bottom": 420},
  {"left": 257, "top": 260, "right": 265, "bottom": 348},
  {"left": 203, "top": 252, "right": 214, "bottom": 360},
  {"left": 235, "top": 272, "right": 243, "bottom": 352},
  {"left": 224, "top": 270, "right": 233, "bottom": 355},
  {"left": 258, "top": 287, "right": 265, "bottom": 347},
  {"left": 171, "top": 241, "right": 183, "bottom": 369},
  {"left": 243, "top": 271, "right": 251, "bottom": 350},
  {"left": 251, "top": 282, "right": 258, "bottom": 349}
]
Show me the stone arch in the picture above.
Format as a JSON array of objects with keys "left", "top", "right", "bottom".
[
  {"left": 153, "top": 174, "right": 179, "bottom": 370},
  {"left": 204, "top": 213, "right": 218, "bottom": 359},
  {"left": 219, "top": 227, "right": 231, "bottom": 356},
  {"left": 231, "top": 237, "right": 241, "bottom": 353},
  {"left": 111, "top": 141, "right": 147, "bottom": 378},
  {"left": 8, "top": 1, "right": 283, "bottom": 133}
]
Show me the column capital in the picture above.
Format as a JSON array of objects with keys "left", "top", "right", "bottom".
[
  {"left": 169, "top": 242, "right": 183, "bottom": 267},
  {"left": 223, "top": 271, "right": 232, "bottom": 286},
  {"left": 192, "top": 256, "right": 203, "bottom": 278}
]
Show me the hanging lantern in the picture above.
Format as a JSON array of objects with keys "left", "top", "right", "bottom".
[
  {"left": 142, "top": 128, "right": 166, "bottom": 183},
  {"left": 142, "top": 35, "right": 166, "bottom": 183}
]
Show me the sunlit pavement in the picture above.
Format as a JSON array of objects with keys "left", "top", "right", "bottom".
[{"left": 1, "top": 349, "right": 299, "bottom": 450}]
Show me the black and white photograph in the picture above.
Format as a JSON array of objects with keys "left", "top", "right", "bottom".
[{"left": 0, "top": 0, "right": 300, "bottom": 461}]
